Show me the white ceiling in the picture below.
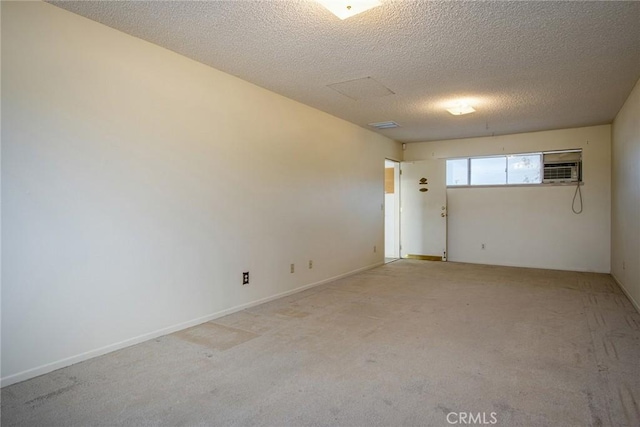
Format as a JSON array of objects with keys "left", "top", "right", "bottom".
[{"left": 49, "top": 1, "right": 640, "bottom": 143}]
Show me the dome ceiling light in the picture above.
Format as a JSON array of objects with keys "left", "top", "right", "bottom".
[{"left": 316, "top": 0, "right": 382, "bottom": 20}]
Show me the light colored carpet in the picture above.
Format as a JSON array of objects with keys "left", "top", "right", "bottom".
[{"left": 2, "top": 260, "right": 639, "bottom": 426}]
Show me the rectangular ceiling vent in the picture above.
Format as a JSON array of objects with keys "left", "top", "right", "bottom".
[
  {"left": 369, "top": 121, "right": 400, "bottom": 130},
  {"left": 328, "top": 77, "right": 395, "bottom": 100}
]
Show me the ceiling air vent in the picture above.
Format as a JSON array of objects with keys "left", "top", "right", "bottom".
[{"left": 369, "top": 121, "right": 400, "bottom": 130}]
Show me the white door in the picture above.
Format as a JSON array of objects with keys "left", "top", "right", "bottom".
[
  {"left": 400, "top": 159, "right": 447, "bottom": 260},
  {"left": 384, "top": 160, "right": 400, "bottom": 259}
]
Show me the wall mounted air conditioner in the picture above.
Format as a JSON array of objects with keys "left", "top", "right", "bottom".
[{"left": 543, "top": 151, "right": 582, "bottom": 183}]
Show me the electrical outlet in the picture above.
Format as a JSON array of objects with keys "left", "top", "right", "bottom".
[
  {"left": 309, "top": 260, "right": 313, "bottom": 269},
  {"left": 290, "top": 264, "right": 295, "bottom": 273},
  {"left": 374, "top": 245, "right": 377, "bottom": 253},
  {"left": 481, "top": 243, "right": 486, "bottom": 250},
  {"left": 622, "top": 261, "right": 626, "bottom": 270},
  {"left": 242, "top": 272, "right": 249, "bottom": 285}
]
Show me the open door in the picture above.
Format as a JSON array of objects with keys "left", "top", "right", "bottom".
[{"left": 400, "top": 159, "right": 447, "bottom": 261}]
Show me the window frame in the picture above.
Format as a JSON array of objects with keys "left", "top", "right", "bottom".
[{"left": 446, "top": 152, "right": 547, "bottom": 188}]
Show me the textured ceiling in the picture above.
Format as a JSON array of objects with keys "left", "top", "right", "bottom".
[{"left": 49, "top": 1, "right": 640, "bottom": 143}]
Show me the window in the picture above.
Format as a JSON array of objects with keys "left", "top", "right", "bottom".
[
  {"left": 446, "top": 158, "right": 469, "bottom": 186},
  {"left": 446, "top": 153, "right": 544, "bottom": 187},
  {"left": 470, "top": 157, "right": 506, "bottom": 185},
  {"left": 507, "top": 154, "right": 541, "bottom": 184}
]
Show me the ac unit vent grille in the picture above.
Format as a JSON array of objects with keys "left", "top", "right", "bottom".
[
  {"left": 543, "top": 160, "right": 580, "bottom": 183},
  {"left": 544, "top": 166, "right": 574, "bottom": 180}
]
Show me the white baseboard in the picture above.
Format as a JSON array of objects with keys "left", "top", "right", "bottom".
[
  {"left": 1, "top": 261, "right": 384, "bottom": 388},
  {"left": 611, "top": 273, "right": 640, "bottom": 314},
  {"left": 446, "top": 258, "right": 610, "bottom": 274}
]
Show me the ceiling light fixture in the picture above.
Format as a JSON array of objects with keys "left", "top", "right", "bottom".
[
  {"left": 446, "top": 102, "right": 476, "bottom": 116},
  {"left": 316, "top": 0, "right": 382, "bottom": 20}
]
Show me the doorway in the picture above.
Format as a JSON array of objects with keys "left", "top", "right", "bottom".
[{"left": 384, "top": 159, "right": 400, "bottom": 263}]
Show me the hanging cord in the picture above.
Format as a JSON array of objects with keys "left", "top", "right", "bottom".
[{"left": 572, "top": 182, "right": 583, "bottom": 214}]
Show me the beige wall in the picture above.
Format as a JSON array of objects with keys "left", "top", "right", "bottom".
[
  {"left": 1, "top": 2, "right": 401, "bottom": 385},
  {"left": 405, "top": 125, "right": 611, "bottom": 273},
  {"left": 611, "top": 78, "right": 640, "bottom": 312}
]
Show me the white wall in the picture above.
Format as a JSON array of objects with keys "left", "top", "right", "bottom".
[
  {"left": 405, "top": 125, "right": 611, "bottom": 273},
  {"left": 384, "top": 193, "right": 396, "bottom": 257},
  {"left": 1, "top": 2, "right": 401, "bottom": 386},
  {"left": 611, "top": 78, "right": 640, "bottom": 312}
]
